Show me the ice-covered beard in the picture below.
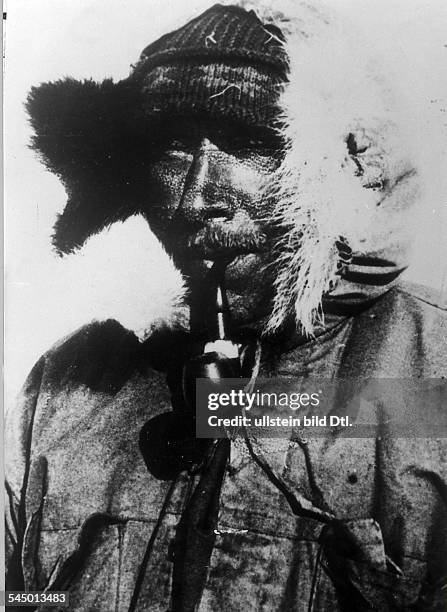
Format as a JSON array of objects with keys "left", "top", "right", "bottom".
[{"left": 188, "top": 216, "right": 266, "bottom": 258}]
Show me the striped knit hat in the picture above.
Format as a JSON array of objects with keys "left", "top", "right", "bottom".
[{"left": 131, "top": 4, "right": 288, "bottom": 128}]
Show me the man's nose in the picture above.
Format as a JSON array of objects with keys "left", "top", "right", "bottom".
[{"left": 177, "top": 138, "right": 231, "bottom": 222}]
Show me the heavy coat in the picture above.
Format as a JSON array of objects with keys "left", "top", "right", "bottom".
[
  {"left": 12, "top": 3, "right": 445, "bottom": 610},
  {"left": 5, "top": 282, "right": 447, "bottom": 611}
]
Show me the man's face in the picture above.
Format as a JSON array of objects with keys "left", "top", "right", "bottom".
[{"left": 142, "top": 118, "right": 282, "bottom": 328}]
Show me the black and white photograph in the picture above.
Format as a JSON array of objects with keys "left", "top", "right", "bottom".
[{"left": 3, "top": 1, "right": 447, "bottom": 610}]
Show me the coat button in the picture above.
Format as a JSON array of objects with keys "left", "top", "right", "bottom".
[
  {"left": 226, "top": 464, "right": 237, "bottom": 477},
  {"left": 347, "top": 471, "right": 358, "bottom": 484}
]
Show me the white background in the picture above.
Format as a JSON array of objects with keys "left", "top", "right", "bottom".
[{"left": 4, "top": 0, "right": 447, "bottom": 407}]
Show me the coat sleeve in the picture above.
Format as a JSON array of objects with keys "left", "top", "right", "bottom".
[
  {"left": 5, "top": 356, "right": 46, "bottom": 590},
  {"left": 320, "top": 502, "right": 447, "bottom": 611}
]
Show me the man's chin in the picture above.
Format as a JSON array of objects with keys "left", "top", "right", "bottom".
[
  {"left": 174, "top": 250, "right": 262, "bottom": 276},
  {"left": 175, "top": 251, "right": 275, "bottom": 331},
  {"left": 173, "top": 243, "right": 265, "bottom": 264}
]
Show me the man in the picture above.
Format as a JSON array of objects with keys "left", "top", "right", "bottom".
[{"left": 5, "top": 2, "right": 447, "bottom": 611}]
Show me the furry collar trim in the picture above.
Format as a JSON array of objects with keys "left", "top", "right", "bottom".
[{"left": 235, "top": 0, "right": 419, "bottom": 334}]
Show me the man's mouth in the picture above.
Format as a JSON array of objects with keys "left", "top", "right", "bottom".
[{"left": 174, "top": 213, "right": 268, "bottom": 260}]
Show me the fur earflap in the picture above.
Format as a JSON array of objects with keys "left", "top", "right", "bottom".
[{"left": 27, "top": 78, "right": 150, "bottom": 254}]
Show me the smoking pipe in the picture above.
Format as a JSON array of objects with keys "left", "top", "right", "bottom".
[
  {"left": 182, "top": 259, "right": 242, "bottom": 411},
  {"left": 140, "top": 259, "right": 241, "bottom": 479}
]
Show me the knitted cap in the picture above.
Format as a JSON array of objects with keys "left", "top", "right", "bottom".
[{"left": 131, "top": 4, "right": 289, "bottom": 127}]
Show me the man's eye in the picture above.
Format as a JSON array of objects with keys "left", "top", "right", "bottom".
[
  {"left": 247, "top": 136, "right": 270, "bottom": 147},
  {"left": 219, "top": 135, "right": 265, "bottom": 151},
  {"left": 166, "top": 138, "right": 192, "bottom": 151}
]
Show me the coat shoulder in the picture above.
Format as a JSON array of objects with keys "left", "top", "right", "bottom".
[
  {"left": 395, "top": 280, "right": 447, "bottom": 312},
  {"left": 384, "top": 281, "right": 447, "bottom": 377},
  {"left": 41, "top": 319, "right": 145, "bottom": 394},
  {"left": 343, "top": 281, "right": 447, "bottom": 377}
]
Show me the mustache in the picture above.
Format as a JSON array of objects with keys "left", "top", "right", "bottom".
[
  {"left": 189, "top": 223, "right": 266, "bottom": 252},
  {"left": 172, "top": 213, "right": 268, "bottom": 258}
]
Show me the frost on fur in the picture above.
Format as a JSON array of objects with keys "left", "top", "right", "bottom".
[{"left": 257, "top": 0, "right": 419, "bottom": 335}]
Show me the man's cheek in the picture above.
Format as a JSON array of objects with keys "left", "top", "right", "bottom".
[
  {"left": 225, "top": 252, "right": 275, "bottom": 292},
  {"left": 143, "top": 160, "right": 190, "bottom": 221},
  {"left": 237, "top": 194, "right": 276, "bottom": 222}
]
